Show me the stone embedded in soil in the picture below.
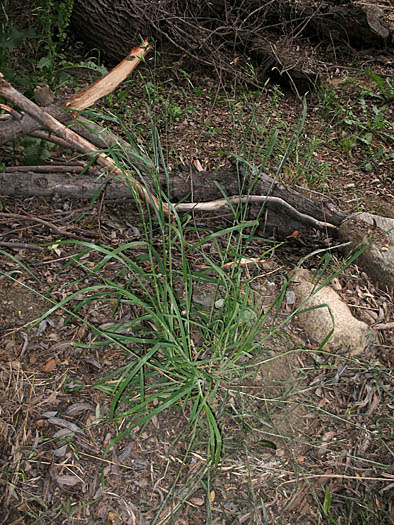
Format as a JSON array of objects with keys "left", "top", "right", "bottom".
[
  {"left": 339, "top": 212, "right": 394, "bottom": 292},
  {"left": 290, "top": 268, "right": 377, "bottom": 356}
]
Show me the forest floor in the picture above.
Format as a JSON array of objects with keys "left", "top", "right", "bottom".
[{"left": 0, "top": 33, "right": 394, "bottom": 525}]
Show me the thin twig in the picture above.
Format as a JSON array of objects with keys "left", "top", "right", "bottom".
[
  {"left": 0, "top": 212, "right": 82, "bottom": 239},
  {"left": 0, "top": 241, "right": 43, "bottom": 250},
  {"left": 29, "top": 130, "right": 74, "bottom": 149}
]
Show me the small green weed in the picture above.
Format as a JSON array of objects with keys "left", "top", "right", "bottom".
[
  {"left": 143, "top": 80, "right": 196, "bottom": 127},
  {"left": 20, "top": 136, "right": 55, "bottom": 165},
  {"left": 322, "top": 487, "right": 340, "bottom": 524},
  {"left": 34, "top": 0, "right": 75, "bottom": 86},
  {"left": 293, "top": 134, "right": 330, "bottom": 186},
  {"left": 317, "top": 72, "right": 393, "bottom": 168},
  {"left": 362, "top": 67, "right": 394, "bottom": 103}
]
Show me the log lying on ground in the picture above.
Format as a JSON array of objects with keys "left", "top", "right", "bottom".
[
  {"left": 4, "top": 165, "right": 394, "bottom": 292},
  {"left": 71, "top": 0, "right": 393, "bottom": 62},
  {"left": 302, "top": 3, "right": 393, "bottom": 47},
  {"left": 165, "top": 168, "right": 347, "bottom": 237},
  {"left": 0, "top": 166, "right": 347, "bottom": 238},
  {"left": 70, "top": 0, "right": 393, "bottom": 92},
  {"left": 0, "top": 168, "right": 133, "bottom": 200}
]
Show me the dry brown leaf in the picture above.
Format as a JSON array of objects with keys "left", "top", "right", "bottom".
[
  {"left": 43, "top": 357, "right": 57, "bottom": 372},
  {"left": 48, "top": 417, "right": 82, "bottom": 433},
  {"left": 65, "top": 402, "right": 94, "bottom": 416},
  {"left": 55, "top": 474, "right": 82, "bottom": 487}
]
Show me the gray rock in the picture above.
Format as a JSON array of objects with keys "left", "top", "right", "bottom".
[{"left": 339, "top": 213, "right": 394, "bottom": 291}]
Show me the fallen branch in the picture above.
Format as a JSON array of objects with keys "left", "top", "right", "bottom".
[
  {"left": 65, "top": 40, "right": 152, "bottom": 110},
  {"left": 175, "top": 195, "right": 338, "bottom": 231},
  {"left": 0, "top": 211, "right": 90, "bottom": 240},
  {"left": 30, "top": 129, "right": 77, "bottom": 149},
  {"left": 0, "top": 54, "right": 168, "bottom": 217},
  {"left": 0, "top": 168, "right": 133, "bottom": 200},
  {"left": 0, "top": 241, "right": 43, "bottom": 250},
  {"left": 0, "top": 166, "right": 346, "bottom": 237}
]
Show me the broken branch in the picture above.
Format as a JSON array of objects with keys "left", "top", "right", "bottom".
[
  {"left": 0, "top": 71, "right": 168, "bottom": 216},
  {"left": 65, "top": 39, "right": 152, "bottom": 110}
]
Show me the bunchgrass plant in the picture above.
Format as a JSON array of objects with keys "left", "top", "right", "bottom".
[
  {"left": 40, "top": 172, "right": 272, "bottom": 468},
  {"left": 26, "top": 108, "right": 316, "bottom": 470},
  {"left": 36, "top": 113, "right": 360, "bottom": 467}
]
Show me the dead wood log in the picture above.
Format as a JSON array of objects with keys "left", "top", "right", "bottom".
[
  {"left": 0, "top": 166, "right": 347, "bottom": 238},
  {"left": 164, "top": 168, "right": 346, "bottom": 236},
  {"left": 301, "top": 3, "right": 393, "bottom": 48},
  {"left": 70, "top": 0, "right": 393, "bottom": 93},
  {"left": 0, "top": 168, "right": 133, "bottom": 200}
]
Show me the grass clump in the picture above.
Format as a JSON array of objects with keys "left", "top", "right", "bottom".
[{"left": 28, "top": 122, "right": 289, "bottom": 473}]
